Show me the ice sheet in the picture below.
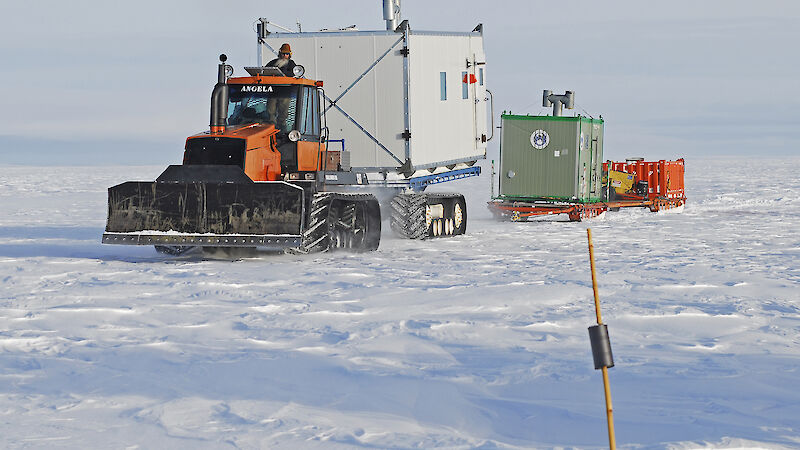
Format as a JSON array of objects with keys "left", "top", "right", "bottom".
[{"left": 0, "top": 158, "right": 798, "bottom": 448}]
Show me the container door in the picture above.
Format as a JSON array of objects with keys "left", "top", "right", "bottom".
[
  {"left": 591, "top": 137, "right": 599, "bottom": 196},
  {"left": 471, "top": 42, "right": 488, "bottom": 153},
  {"left": 408, "top": 34, "right": 487, "bottom": 169},
  {"left": 578, "top": 127, "right": 588, "bottom": 200}
]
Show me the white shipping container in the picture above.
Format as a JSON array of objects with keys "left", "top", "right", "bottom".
[{"left": 262, "top": 25, "right": 489, "bottom": 173}]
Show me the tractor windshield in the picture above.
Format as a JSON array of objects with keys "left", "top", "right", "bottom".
[{"left": 227, "top": 85, "right": 298, "bottom": 133}]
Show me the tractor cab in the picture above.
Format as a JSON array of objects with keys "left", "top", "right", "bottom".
[
  {"left": 184, "top": 55, "right": 329, "bottom": 182},
  {"left": 226, "top": 76, "right": 324, "bottom": 175}
]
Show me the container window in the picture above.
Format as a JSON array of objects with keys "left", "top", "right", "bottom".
[
  {"left": 462, "top": 71, "right": 468, "bottom": 99},
  {"left": 440, "top": 72, "right": 447, "bottom": 101},
  {"left": 479, "top": 68, "right": 484, "bottom": 86}
]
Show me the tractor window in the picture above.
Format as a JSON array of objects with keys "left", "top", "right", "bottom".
[
  {"left": 298, "top": 86, "right": 321, "bottom": 138},
  {"left": 313, "top": 89, "right": 320, "bottom": 135},
  {"left": 227, "top": 85, "right": 298, "bottom": 133}
]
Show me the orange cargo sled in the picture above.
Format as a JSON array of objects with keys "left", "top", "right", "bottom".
[{"left": 488, "top": 159, "right": 686, "bottom": 222}]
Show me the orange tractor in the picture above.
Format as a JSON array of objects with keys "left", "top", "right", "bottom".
[{"left": 103, "top": 55, "right": 385, "bottom": 254}]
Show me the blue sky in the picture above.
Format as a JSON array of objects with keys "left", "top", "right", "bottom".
[{"left": 1, "top": 0, "right": 797, "bottom": 165}]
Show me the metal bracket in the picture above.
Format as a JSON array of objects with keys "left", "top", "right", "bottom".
[
  {"left": 402, "top": 129, "right": 411, "bottom": 141},
  {"left": 408, "top": 166, "right": 481, "bottom": 191}
]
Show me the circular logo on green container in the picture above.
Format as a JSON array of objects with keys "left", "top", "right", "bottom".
[{"left": 530, "top": 129, "right": 549, "bottom": 149}]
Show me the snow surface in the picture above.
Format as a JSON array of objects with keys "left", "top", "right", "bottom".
[{"left": 0, "top": 158, "right": 798, "bottom": 449}]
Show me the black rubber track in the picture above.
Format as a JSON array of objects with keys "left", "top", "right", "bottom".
[
  {"left": 389, "top": 193, "right": 428, "bottom": 239},
  {"left": 300, "top": 192, "right": 381, "bottom": 253},
  {"left": 390, "top": 193, "right": 467, "bottom": 239}
]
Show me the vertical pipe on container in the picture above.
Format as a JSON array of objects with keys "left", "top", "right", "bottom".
[
  {"left": 383, "top": 0, "right": 400, "bottom": 30},
  {"left": 671, "top": 161, "right": 677, "bottom": 198},
  {"left": 491, "top": 160, "right": 495, "bottom": 198},
  {"left": 635, "top": 163, "right": 643, "bottom": 193},
  {"left": 670, "top": 162, "right": 675, "bottom": 199},
  {"left": 659, "top": 160, "right": 666, "bottom": 198},
  {"left": 667, "top": 162, "right": 673, "bottom": 198},
  {"left": 401, "top": 22, "right": 411, "bottom": 162},
  {"left": 653, "top": 162, "right": 659, "bottom": 199},
  {"left": 675, "top": 162, "right": 680, "bottom": 198}
]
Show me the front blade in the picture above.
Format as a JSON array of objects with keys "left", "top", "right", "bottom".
[{"left": 105, "top": 181, "right": 304, "bottom": 235}]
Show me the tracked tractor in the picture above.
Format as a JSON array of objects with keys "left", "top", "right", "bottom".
[
  {"left": 102, "top": 55, "right": 467, "bottom": 254},
  {"left": 103, "top": 56, "right": 382, "bottom": 254}
]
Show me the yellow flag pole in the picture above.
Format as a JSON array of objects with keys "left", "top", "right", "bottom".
[
  {"left": 588, "top": 228, "right": 603, "bottom": 325},
  {"left": 587, "top": 228, "right": 617, "bottom": 450}
]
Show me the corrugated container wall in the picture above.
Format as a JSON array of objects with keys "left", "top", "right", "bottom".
[
  {"left": 500, "top": 115, "right": 604, "bottom": 202},
  {"left": 262, "top": 28, "right": 487, "bottom": 173}
]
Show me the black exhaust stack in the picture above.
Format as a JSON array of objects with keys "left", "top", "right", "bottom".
[{"left": 210, "top": 54, "right": 229, "bottom": 133}]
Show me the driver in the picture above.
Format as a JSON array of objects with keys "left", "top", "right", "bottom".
[
  {"left": 265, "top": 43, "right": 295, "bottom": 132},
  {"left": 266, "top": 43, "right": 297, "bottom": 77}
]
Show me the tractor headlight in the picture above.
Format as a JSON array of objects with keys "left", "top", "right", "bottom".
[
  {"left": 292, "top": 65, "right": 305, "bottom": 78},
  {"left": 288, "top": 130, "right": 301, "bottom": 142}
]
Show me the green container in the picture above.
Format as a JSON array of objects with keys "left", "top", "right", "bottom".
[{"left": 499, "top": 114, "right": 604, "bottom": 202}]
